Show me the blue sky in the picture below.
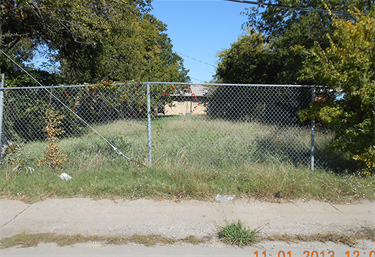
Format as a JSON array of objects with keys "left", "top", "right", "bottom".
[{"left": 150, "top": 0, "right": 250, "bottom": 83}]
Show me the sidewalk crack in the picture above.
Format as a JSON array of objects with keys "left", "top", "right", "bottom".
[
  {"left": 328, "top": 202, "right": 366, "bottom": 228},
  {"left": 1, "top": 204, "right": 33, "bottom": 229}
]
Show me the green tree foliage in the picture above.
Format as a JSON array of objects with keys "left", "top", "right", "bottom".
[
  {"left": 295, "top": 8, "right": 375, "bottom": 174},
  {"left": 242, "top": 0, "right": 373, "bottom": 84},
  {"left": 215, "top": 31, "right": 281, "bottom": 84},
  {"left": 216, "top": 1, "right": 370, "bottom": 84},
  {"left": 0, "top": 0, "right": 189, "bottom": 83}
]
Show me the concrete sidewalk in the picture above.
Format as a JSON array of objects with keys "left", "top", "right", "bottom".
[{"left": 1, "top": 198, "right": 374, "bottom": 240}]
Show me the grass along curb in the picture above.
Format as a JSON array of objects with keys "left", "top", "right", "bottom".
[
  {"left": 1, "top": 162, "right": 374, "bottom": 204},
  {"left": 0, "top": 233, "right": 210, "bottom": 249},
  {"left": 1, "top": 227, "right": 374, "bottom": 249}
]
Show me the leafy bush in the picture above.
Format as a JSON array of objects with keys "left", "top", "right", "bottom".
[{"left": 296, "top": 7, "right": 375, "bottom": 175}]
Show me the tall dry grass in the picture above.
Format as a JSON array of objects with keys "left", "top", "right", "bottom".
[{"left": 1, "top": 115, "right": 373, "bottom": 202}]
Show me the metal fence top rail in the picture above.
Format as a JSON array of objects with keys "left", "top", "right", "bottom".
[
  {"left": 145, "top": 82, "right": 316, "bottom": 88},
  {"left": 0, "top": 82, "right": 318, "bottom": 90}
]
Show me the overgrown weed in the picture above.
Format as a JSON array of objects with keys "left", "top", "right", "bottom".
[
  {"left": 1, "top": 160, "right": 374, "bottom": 203},
  {"left": 216, "top": 220, "right": 260, "bottom": 247},
  {"left": 0, "top": 118, "right": 374, "bottom": 202}
]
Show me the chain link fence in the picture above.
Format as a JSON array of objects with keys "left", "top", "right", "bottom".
[
  {"left": 0, "top": 79, "right": 331, "bottom": 171},
  {"left": 149, "top": 83, "right": 330, "bottom": 169}
]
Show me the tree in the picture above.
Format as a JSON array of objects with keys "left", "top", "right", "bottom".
[
  {"left": 0, "top": 0, "right": 190, "bottom": 144},
  {"left": 242, "top": 0, "right": 373, "bottom": 84},
  {"left": 295, "top": 7, "right": 375, "bottom": 174},
  {"left": 56, "top": 9, "right": 190, "bottom": 83},
  {"left": 215, "top": 31, "right": 281, "bottom": 84},
  {"left": 216, "top": 0, "right": 347, "bottom": 84},
  {"left": 0, "top": 0, "right": 189, "bottom": 84}
]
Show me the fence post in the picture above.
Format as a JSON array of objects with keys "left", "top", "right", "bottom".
[
  {"left": 147, "top": 83, "right": 152, "bottom": 167},
  {"left": 0, "top": 74, "right": 4, "bottom": 150},
  {"left": 310, "top": 87, "right": 315, "bottom": 171}
]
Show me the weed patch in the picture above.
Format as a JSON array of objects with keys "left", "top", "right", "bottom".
[
  {"left": 265, "top": 227, "right": 375, "bottom": 247},
  {"left": 181, "top": 235, "right": 208, "bottom": 245},
  {"left": 216, "top": 220, "right": 260, "bottom": 247},
  {"left": 0, "top": 233, "right": 102, "bottom": 249},
  {"left": 0, "top": 233, "right": 209, "bottom": 249}
]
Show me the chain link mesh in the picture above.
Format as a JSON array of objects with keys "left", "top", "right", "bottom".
[
  {"left": 1, "top": 83, "right": 149, "bottom": 168},
  {"left": 149, "top": 83, "right": 329, "bottom": 169},
  {"left": 0, "top": 82, "right": 331, "bottom": 170}
]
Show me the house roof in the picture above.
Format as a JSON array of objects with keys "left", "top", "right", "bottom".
[{"left": 185, "top": 84, "right": 209, "bottom": 97}]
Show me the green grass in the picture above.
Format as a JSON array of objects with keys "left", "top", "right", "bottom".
[
  {"left": 1, "top": 160, "right": 374, "bottom": 203},
  {"left": 0, "top": 116, "right": 374, "bottom": 202},
  {"left": 150, "top": 116, "right": 340, "bottom": 169},
  {"left": 216, "top": 220, "right": 260, "bottom": 247}
]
